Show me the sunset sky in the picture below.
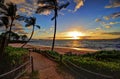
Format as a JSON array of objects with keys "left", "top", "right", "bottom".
[{"left": 1, "top": 0, "right": 120, "bottom": 39}]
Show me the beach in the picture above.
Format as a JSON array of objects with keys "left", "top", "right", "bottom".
[{"left": 9, "top": 43, "right": 98, "bottom": 55}]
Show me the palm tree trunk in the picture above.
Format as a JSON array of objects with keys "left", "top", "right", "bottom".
[
  {"left": 8, "top": 18, "right": 14, "bottom": 44},
  {"left": 51, "top": 9, "right": 57, "bottom": 51},
  {"left": 0, "top": 25, "right": 9, "bottom": 56},
  {"left": 21, "top": 25, "right": 34, "bottom": 48}
]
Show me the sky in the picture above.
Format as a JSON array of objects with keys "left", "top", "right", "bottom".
[{"left": 1, "top": 0, "right": 120, "bottom": 39}]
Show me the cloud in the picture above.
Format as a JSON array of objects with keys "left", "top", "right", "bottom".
[
  {"left": 96, "top": 27, "right": 101, "bottom": 30},
  {"left": 19, "top": 8, "right": 26, "bottom": 13},
  {"left": 5, "top": 0, "right": 25, "bottom": 4},
  {"left": 99, "top": 22, "right": 112, "bottom": 29},
  {"left": 103, "top": 16, "right": 110, "bottom": 20},
  {"left": 100, "top": 21, "right": 120, "bottom": 29},
  {"left": 49, "top": 26, "right": 54, "bottom": 31},
  {"left": 102, "top": 32, "right": 120, "bottom": 35},
  {"left": 12, "top": 21, "right": 28, "bottom": 34},
  {"left": 5, "top": 0, "right": 35, "bottom": 16},
  {"left": 102, "top": 12, "right": 120, "bottom": 21},
  {"left": 95, "top": 18, "right": 102, "bottom": 22},
  {"left": 109, "top": 22, "right": 120, "bottom": 25},
  {"left": 17, "top": 30, "right": 28, "bottom": 34},
  {"left": 105, "top": 0, "right": 120, "bottom": 8},
  {"left": 110, "top": 12, "right": 120, "bottom": 19},
  {"left": 40, "top": 10, "right": 51, "bottom": 15},
  {"left": 105, "top": 25, "right": 112, "bottom": 29},
  {"left": 74, "top": 0, "right": 84, "bottom": 12}
]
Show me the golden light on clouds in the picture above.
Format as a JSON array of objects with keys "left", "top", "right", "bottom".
[{"left": 67, "top": 31, "right": 84, "bottom": 39}]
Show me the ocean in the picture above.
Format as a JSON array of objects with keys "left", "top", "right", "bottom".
[{"left": 29, "top": 39, "right": 120, "bottom": 50}]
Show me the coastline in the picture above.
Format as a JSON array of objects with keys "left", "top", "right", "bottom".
[{"left": 9, "top": 43, "right": 98, "bottom": 54}]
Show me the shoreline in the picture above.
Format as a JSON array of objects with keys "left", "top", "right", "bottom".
[
  {"left": 9, "top": 43, "right": 120, "bottom": 55},
  {"left": 9, "top": 43, "right": 98, "bottom": 55}
]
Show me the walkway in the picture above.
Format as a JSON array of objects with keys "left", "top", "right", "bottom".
[{"left": 30, "top": 52, "right": 74, "bottom": 79}]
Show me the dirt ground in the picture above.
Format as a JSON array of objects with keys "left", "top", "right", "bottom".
[{"left": 30, "top": 52, "right": 74, "bottom": 79}]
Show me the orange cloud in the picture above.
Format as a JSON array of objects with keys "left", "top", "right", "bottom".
[
  {"left": 105, "top": 0, "right": 120, "bottom": 8},
  {"left": 74, "top": 0, "right": 84, "bottom": 11},
  {"left": 6, "top": 0, "right": 25, "bottom": 4}
]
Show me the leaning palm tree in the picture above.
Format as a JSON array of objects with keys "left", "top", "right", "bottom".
[
  {"left": 36, "top": 0, "right": 69, "bottom": 51},
  {"left": 21, "top": 17, "right": 40, "bottom": 48}
]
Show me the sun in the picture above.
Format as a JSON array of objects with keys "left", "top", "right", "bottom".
[{"left": 67, "top": 31, "right": 84, "bottom": 39}]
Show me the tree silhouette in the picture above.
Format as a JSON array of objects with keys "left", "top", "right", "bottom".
[
  {"left": 21, "top": 35, "right": 28, "bottom": 41},
  {"left": 0, "top": 1, "right": 18, "bottom": 55},
  {"left": 21, "top": 17, "right": 40, "bottom": 48},
  {"left": 0, "top": 1, "right": 17, "bottom": 42},
  {"left": 0, "top": 17, "right": 10, "bottom": 55},
  {"left": 10, "top": 31, "right": 20, "bottom": 41},
  {"left": 36, "top": 0, "right": 69, "bottom": 51}
]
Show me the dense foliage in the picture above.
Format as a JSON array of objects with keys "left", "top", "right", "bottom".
[
  {"left": 64, "top": 50, "right": 120, "bottom": 76},
  {"left": 41, "top": 50, "right": 120, "bottom": 77},
  {"left": 0, "top": 46, "right": 28, "bottom": 74}
]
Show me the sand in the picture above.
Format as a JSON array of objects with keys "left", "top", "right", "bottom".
[{"left": 9, "top": 43, "right": 98, "bottom": 55}]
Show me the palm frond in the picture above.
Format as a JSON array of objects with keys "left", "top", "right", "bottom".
[
  {"left": 25, "top": 23, "right": 31, "bottom": 27},
  {"left": 6, "top": 2, "right": 17, "bottom": 16},
  {"left": 24, "top": 17, "right": 36, "bottom": 27},
  {"left": 0, "top": 3, "right": 8, "bottom": 11},
  {"left": 58, "top": 2, "right": 70, "bottom": 10},
  {"left": 0, "top": 0, "right": 5, "bottom": 3},
  {"left": 36, "top": 5, "right": 54, "bottom": 13},
  {"left": 1, "top": 16, "right": 9, "bottom": 28},
  {"left": 37, "top": 0, "right": 54, "bottom": 4},
  {"left": 0, "top": 11, "right": 7, "bottom": 15},
  {"left": 15, "top": 15, "right": 27, "bottom": 21},
  {"left": 51, "top": 9, "right": 58, "bottom": 21},
  {"left": 35, "top": 25, "right": 40, "bottom": 29}
]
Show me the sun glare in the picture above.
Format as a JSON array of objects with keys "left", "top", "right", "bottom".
[{"left": 67, "top": 31, "right": 84, "bottom": 39}]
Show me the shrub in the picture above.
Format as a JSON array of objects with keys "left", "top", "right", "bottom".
[{"left": 0, "top": 46, "right": 28, "bottom": 74}]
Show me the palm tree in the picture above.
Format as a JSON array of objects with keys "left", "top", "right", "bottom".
[
  {"left": 36, "top": 0, "right": 69, "bottom": 51},
  {"left": 21, "top": 17, "right": 40, "bottom": 48},
  {"left": 0, "top": 17, "right": 10, "bottom": 55},
  {"left": 0, "top": 1, "right": 17, "bottom": 41}
]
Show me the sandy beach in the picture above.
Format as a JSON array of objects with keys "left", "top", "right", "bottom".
[{"left": 9, "top": 43, "right": 98, "bottom": 55}]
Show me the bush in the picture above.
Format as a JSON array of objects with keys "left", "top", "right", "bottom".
[
  {"left": 0, "top": 46, "right": 28, "bottom": 74},
  {"left": 64, "top": 50, "right": 120, "bottom": 75}
]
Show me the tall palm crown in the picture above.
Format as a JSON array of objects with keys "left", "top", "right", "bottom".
[
  {"left": 0, "top": 1, "right": 17, "bottom": 22},
  {"left": 36, "top": 0, "right": 69, "bottom": 51},
  {"left": 0, "top": 17, "right": 9, "bottom": 31},
  {"left": 0, "top": 1, "right": 17, "bottom": 39}
]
